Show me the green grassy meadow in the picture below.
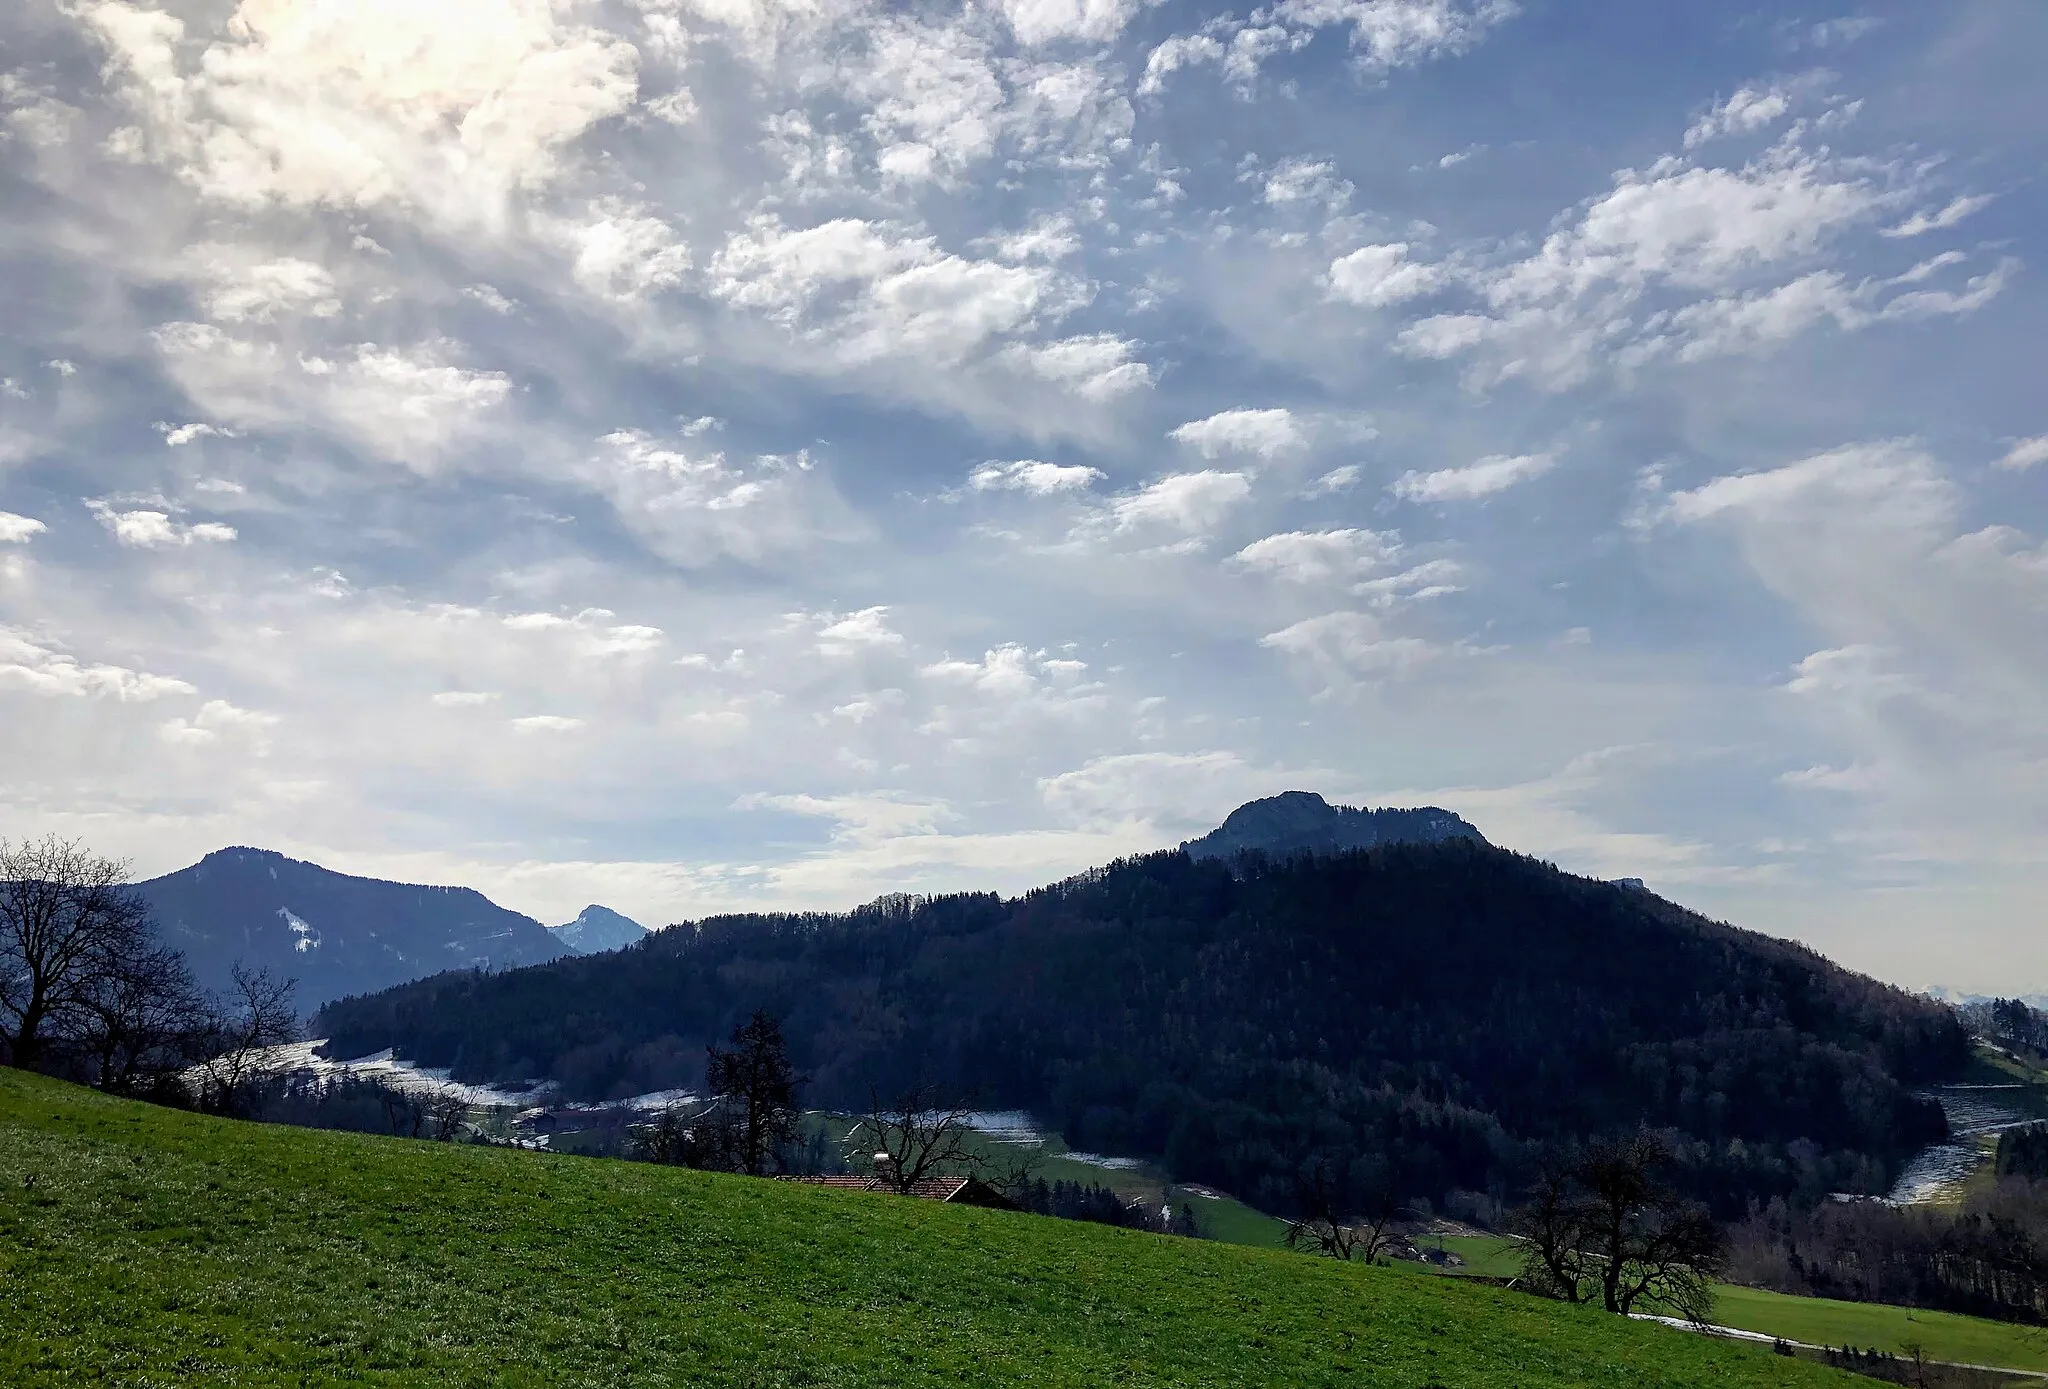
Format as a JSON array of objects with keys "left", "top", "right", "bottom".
[
  {"left": 0, "top": 1068, "right": 1864, "bottom": 1388},
  {"left": 1429, "top": 1233, "right": 2048, "bottom": 1375},
  {"left": 1710, "top": 1287, "right": 2048, "bottom": 1372}
]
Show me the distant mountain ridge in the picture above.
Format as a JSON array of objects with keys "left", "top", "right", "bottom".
[
  {"left": 138, "top": 848, "right": 573, "bottom": 1008},
  {"left": 1180, "top": 791, "right": 1486, "bottom": 861},
  {"left": 550, "top": 904, "right": 648, "bottom": 955}
]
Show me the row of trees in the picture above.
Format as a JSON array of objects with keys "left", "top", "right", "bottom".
[
  {"left": 1728, "top": 1173, "right": 2048, "bottom": 1324},
  {"left": 1, "top": 836, "right": 298, "bottom": 1113},
  {"left": 1962, "top": 998, "right": 2048, "bottom": 1061},
  {"left": 1278, "top": 1127, "right": 1727, "bottom": 1324}
]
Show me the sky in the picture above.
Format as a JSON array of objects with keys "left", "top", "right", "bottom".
[{"left": 0, "top": 0, "right": 2042, "bottom": 993}]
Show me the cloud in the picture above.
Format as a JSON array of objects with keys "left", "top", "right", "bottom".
[
  {"left": 1140, "top": 0, "right": 1516, "bottom": 96},
  {"left": 968, "top": 460, "right": 1104, "bottom": 495},
  {"left": 511, "top": 714, "right": 585, "bottom": 733},
  {"left": 159, "top": 698, "right": 278, "bottom": 747},
  {"left": 1137, "top": 34, "right": 1224, "bottom": 96},
  {"left": 1996, "top": 437, "right": 2048, "bottom": 472},
  {"left": 195, "top": 254, "right": 342, "bottom": 323},
  {"left": 1303, "top": 465, "right": 1362, "bottom": 496},
  {"left": 153, "top": 328, "right": 512, "bottom": 469},
  {"left": 1108, "top": 471, "right": 1253, "bottom": 536},
  {"left": 816, "top": 606, "right": 906, "bottom": 653},
  {"left": 1268, "top": 0, "right": 1520, "bottom": 72},
  {"left": 708, "top": 215, "right": 1079, "bottom": 373},
  {"left": 431, "top": 690, "right": 502, "bottom": 707},
  {"left": 1659, "top": 440, "right": 1951, "bottom": 533},
  {"left": 997, "top": 334, "right": 1154, "bottom": 401},
  {"left": 994, "top": 0, "right": 1138, "bottom": 47},
  {"left": 1386, "top": 120, "right": 2009, "bottom": 387},
  {"left": 1391, "top": 451, "right": 1554, "bottom": 501},
  {"left": 1328, "top": 243, "right": 1444, "bottom": 307},
  {"left": 0, "top": 513, "right": 47, "bottom": 543},
  {"left": 78, "top": 0, "right": 639, "bottom": 223},
  {"left": 1800, "top": 16, "right": 1886, "bottom": 49},
  {"left": 1039, "top": 749, "right": 1316, "bottom": 830},
  {"left": 1260, "top": 610, "right": 1440, "bottom": 684},
  {"left": 1682, "top": 84, "right": 1798, "bottom": 149},
  {"left": 1657, "top": 440, "right": 2048, "bottom": 885},
  {"left": 590, "top": 429, "right": 854, "bottom": 567},
  {"left": 154, "top": 422, "right": 231, "bottom": 447},
  {"left": 1783, "top": 644, "right": 1906, "bottom": 701},
  {"left": 0, "top": 626, "right": 195, "bottom": 701},
  {"left": 88, "top": 503, "right": 237, "bottom": 548},
  {"left": 543, "top": 200, "right": 693, "bottom": 300},
  {"left": 1230, "top": 528, "right": 1400, "bottom": 583},
  {"left": 1882, "top": 194, "right": 1997, "bottom": 239},
  {"left": 1262, "top": 157, "right": 1352, "bottom": 209},
  {"left": 1168, "top": 407, "right": 1305, "bottom": 461}
]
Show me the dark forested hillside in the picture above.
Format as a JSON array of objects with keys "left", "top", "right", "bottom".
[{"left": 318, "top": 841, "right": 1965, "bottom": 1217}]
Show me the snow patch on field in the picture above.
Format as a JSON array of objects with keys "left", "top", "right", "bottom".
[{"left": 236, "top": 1038, "right": 545, "bottom": 1107}]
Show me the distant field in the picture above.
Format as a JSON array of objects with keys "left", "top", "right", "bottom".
[
  {"left": 1427, "top": 1232, "right": 2048, "bottom": 1376},
  {"left": 0, "top": 1069, "right": 1864, "bottom": 1387},
  {"left": 1711, "top": 1286, "right": 2048, "bottom": 1373}
]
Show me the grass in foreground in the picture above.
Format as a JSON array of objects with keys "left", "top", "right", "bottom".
[{"left": 0, "top": 1069, "right": 1861, "bottom": 1388}]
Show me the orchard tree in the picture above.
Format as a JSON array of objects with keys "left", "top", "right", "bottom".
[
  {"left": 1513, "top": 1131, "right": 1725, "bottom": 1323},
  {"left": 0, "top": 836, "right": 156, "bottom": 1069}
]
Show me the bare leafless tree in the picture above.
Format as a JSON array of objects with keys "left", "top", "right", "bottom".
[
  {"left": 846, "top": 1078, "right": 984, "bottom": 1195},
  {"left": 1283, "top": 1156, "right": 1402, "bottom": 1263},
  {"left": 196, "top": 964, "right": 300, "bottom": 1116},
  {"left": 375, "top": 1077, "right": 426, "bottom": 1138},
  {"left": 74, "top": 939, "right": 208, "bottom": 1094},
  {"left": 419, "top": 1088, "right": 472, "bottom": 1142},
  {"left": 630, "top": 1097, "right": 725, "bottom": 1166},
  {"left": 1512, "top": 1152, "right": 1599, "bottom": 1303},
  {"left": 0, "top": 836, "right": 156, "bottom": 1069},
  {"left": 705, "top": 1011, "right": 802, "bottom": 1176},
  {"left": 1511, "top": 1131, "right": 1725, "bottom": 1323}
]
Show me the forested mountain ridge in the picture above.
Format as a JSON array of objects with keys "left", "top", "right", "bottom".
[
  {"left": 317, "top": 839, "right": 1966, "bottom": 1218},
  {"left": 139, "top": 848, "right": 572, "bottom": 1007}
]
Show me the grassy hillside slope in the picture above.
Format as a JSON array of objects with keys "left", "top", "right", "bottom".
[{"left": 0, "top": 1070, "right": 1857, "bottom": 1388}]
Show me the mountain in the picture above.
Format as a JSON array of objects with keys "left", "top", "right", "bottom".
[
  {"left": 317, "top": 831, "right": 1966, "bottom": 1218},
  {"left": 1179, "top": 791, "right": 1486, "bottom": 860},
  {"left": 139, "top": 847, "right": 574, "bottom": 1008},
  {"left": 550, "top": 904, "right": 648, "bottom": 955}
]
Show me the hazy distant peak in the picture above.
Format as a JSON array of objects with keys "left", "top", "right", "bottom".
[
  {"left": 550, "top": 904, "right": 648, "bottom": 955},
  {"left": 1182, "top": 792, "right": 1486, "bottom": 862}
]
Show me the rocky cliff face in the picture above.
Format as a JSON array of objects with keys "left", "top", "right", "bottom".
[{"left": 1180, "top": 791, "right": 1486, "bottom": 861}]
